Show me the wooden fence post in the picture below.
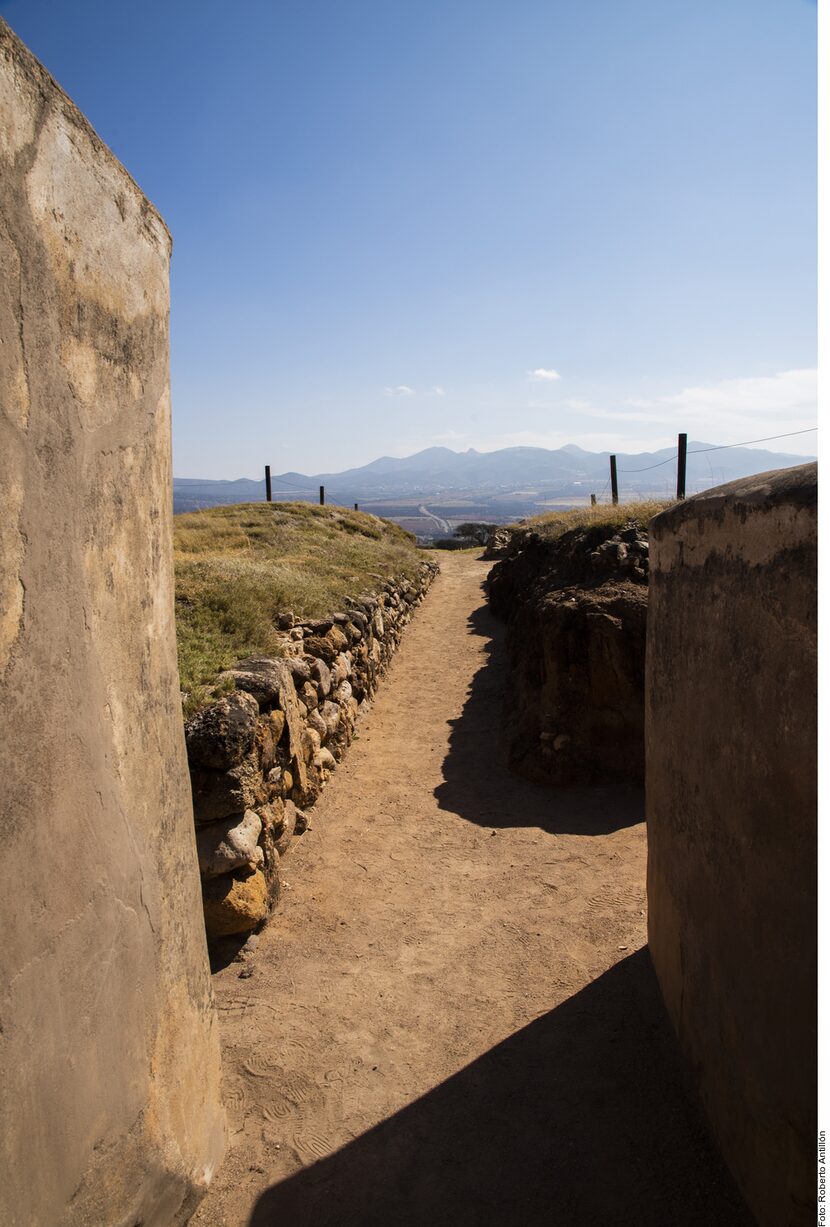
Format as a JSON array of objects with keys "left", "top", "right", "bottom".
[
  {"left": 319, "top": 485, "right": 325, "bottom": 506},
  {"left": 265, "top": 465, "right": 272, "bottom": 502},
  {"left": 590, "top": 493, "right": 597, "bottom": 506},
  {"left": 610, "top": 455, "right": 619, "bottom": 505}
]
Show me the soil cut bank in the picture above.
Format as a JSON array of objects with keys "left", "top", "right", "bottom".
[{"left": 193, "top": 552, "right": 750, "bottom": 1227}]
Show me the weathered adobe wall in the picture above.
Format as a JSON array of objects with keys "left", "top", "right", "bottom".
[
  {"left": 487, "top": 522, "right": 649, "bottom": 783},
  {"left": 184, "top": 561, "right": 438, "bottom": 941},
  {"left": 0, "top": 21, "right": 225, "bottom": 1227},
  {"left": 647, "top": 463, "right": 816, "bottom": 1227}
]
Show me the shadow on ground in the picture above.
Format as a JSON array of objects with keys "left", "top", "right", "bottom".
[
  {"left": 207, "top": 931, "right": 250, "bottom": 972},
  {"left": 248, "top": 948, "right": 750, "bottom": 1227},
  {"left": 434, "top": 585, "right": 643, "bottom": 835}
]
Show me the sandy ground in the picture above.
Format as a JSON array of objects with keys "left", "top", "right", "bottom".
[{"left": 193, "top": 552, "right": 750, "bottom": 1227}]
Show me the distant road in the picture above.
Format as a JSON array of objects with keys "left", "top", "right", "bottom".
[{"left": 417, "top": 504, "right": 451, "bottom": 534}]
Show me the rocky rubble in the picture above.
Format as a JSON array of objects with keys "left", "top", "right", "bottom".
[
  {"left": 488, "top": 521, "right": 649, "bottom": 784},
  {"left": 482, "top": 526, "right": 513, "bottom": 559},
  {"left": 184, "top": 561, "right": 438, "bottom": 938}
]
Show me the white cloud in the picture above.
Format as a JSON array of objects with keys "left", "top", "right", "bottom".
[
  {"left": 373, "top": 367, "right": 817, "bottom": 462},
  {"left": 530, "top": 368, "right": 561, "bottom": 382},
  {"left": 383, "top": 385, "right": 415, "bottom": 397},
  {"left": 578, "top": 369, "right": 818, "bottom": 446},
  {"left": 624, "top": 367, "right": 815, "bottom": 420},
  {"left": 431, "top": 385, "right": 446, "bottom": 397}
]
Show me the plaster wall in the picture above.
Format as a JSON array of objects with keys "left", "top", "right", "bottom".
[
  {"left": 0, "top": 21, "right": 225, "bottom": 1225},
  {"left": 646, "top": 463, "right": 816, "bottom": 1227}
]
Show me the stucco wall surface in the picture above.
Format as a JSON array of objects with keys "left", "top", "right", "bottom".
[
  {"left": 646, "top": 462, "right": 816, "bottom": 1227},
  {"left": 0, "top": 20, "right": 225, "bottom": 1226}
]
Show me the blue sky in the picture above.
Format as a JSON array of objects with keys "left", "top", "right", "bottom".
[{"left": 2, "top": 0, "right": 817, "bottom": 476}]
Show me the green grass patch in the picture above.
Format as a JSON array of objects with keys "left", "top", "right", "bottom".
[
  {"left": 520, "top": 499, "right": 674, "bottom": 541},
  {"left": 175, "top": 502, "right": 420, "bottom": 712}
]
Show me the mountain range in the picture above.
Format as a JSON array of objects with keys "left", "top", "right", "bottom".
[{"left": 174, "top": 441, "right": 814, "bottom": 524}]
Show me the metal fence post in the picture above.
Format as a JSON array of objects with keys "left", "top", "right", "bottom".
[{"left": 677, "top": 433, "right": 687, "bottom": 499}]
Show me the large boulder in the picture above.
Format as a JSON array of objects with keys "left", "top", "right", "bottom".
[
  {"left": 226, "top": 653, "right": 309, "bottom": 800},
  {"left": 202, "top": 868, "right": 269, "bottom": 936},
  {"left": 265, "top": 708, "right": 286, "bottom": 747},
  {"left": 311, "top": 657, "right": 333, "bottom": 697},
  {"left": 253, "top": 712, "right": 283, "bottom": 775},
  {"left": 300, "top": 680, "right": 319, "bottom": 711},
  {"left": 286, "top": 656, "right": 312, "bottom": 688},
  {"left": 185, "top": 691, "right": 259, "bottom": 769},
  {"left": 302, "top": 726, "right": 322, "bottom": 764},
  {"left": 303, "top": 634, "right": 338, "bottom": 664},
  {"left": 306, "top": 708, "right": 328, "bottom": 741},
  {"left": 319, "top": 700, "right": 341, "bottom": 739},
  {"left": 334, "top": 680, "right": 353, "bottom": 705},
  {"left": 196, "top": 810, "right": 263, "bottom": 879},
  {"left": 219, "top": 656, "right": 292, "bottom": 708},
  {"left": 325, "top": 624, "right": 349, "bottom": 654},
  {"left": 189, "top": 752, "right": 267, "bottom": 824},
  {"left": 315, "top": 747, "right": 337, "bottom": 774},
  {"left": 342, "top": 619, "right": 362, "bottom": 644},
  {"left": 261, "top": 798, "right": 299, "bottom": 860},
  {"left": 332, "top": 653, "right": 351, "bottom": 686}
]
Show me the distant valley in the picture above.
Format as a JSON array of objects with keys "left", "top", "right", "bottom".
[{"left": 174, "top": 441, "right": 814, "bottom": 540}]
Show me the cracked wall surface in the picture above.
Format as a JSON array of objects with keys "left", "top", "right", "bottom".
[{"left": 0, "top": 19, "right": 226, "bottom": 1226}]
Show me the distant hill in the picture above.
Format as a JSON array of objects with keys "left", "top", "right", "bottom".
[{"left": 174, "top": 442, "right": 814, "bottom": 524}]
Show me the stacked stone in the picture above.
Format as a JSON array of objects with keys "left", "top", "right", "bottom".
[
  {"left": 487, "top": 520, "right": 650, "bottom": 786},
  {"left": 588, "top": 524, "right": 649, "bottom": 581},
  {"left": 482, "top": 526, "right": 513, "bottom": 559},
  {"left": 184, "top": 561, "right": 438, "bottom": 938}
]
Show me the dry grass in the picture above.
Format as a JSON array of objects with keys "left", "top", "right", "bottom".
[
  {"left": 521, "top": 499, "right": 673, "bottom": 540},
  {"left": 175, "top": 502, "right": 421, "bottom": 712}
]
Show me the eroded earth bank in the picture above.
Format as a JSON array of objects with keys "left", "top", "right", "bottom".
[{"left": 194, "top": 551, "right": 750, "bottom": 1227}]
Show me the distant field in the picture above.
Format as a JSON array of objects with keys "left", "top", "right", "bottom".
[
  {"left": 391, "top": 518, "right": 438, "bottom": 538},
  {"left": 172, "top": 485, "right": 697, "bottom": 544},
  {"left": 358, "top": 499, "right": 550, "bottom": 540}
]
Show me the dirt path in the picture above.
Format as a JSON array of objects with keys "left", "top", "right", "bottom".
[{"left": 194, "top": 552, "right": 750, "bottom": 1227}]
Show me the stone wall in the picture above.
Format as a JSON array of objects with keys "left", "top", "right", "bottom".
[
  {"left": 185, "top": 561, "right": 438, "bottom": 940},
  {"left": 646, "top": 464, "right": 816, "bottom": 1227},
  {"left": 0, "top": 21, "right": 225, "bottom": 1226},
  {"left": 487, "top": 521, "right": 649, "bottom": 783}
]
